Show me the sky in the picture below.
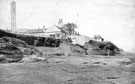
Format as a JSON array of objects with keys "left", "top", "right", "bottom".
[{"left": 0, "top": 0, "right": 135, "bottom": 52}]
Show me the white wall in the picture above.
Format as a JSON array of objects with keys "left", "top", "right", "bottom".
[{"left": 68, "top": 35, "right": 92, "bottom": 45}]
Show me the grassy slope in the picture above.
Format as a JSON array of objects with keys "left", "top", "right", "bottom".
[{"left": 0, "top": 56, "right": 135, "bottom": 84}]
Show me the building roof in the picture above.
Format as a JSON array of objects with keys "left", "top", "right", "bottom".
[
  {"left": 23, "top": 25, "right": 68, "bottom": 34},
  {"left": 24, "top": 29, "right": 44, "bottom": 34},
  {"left": 44, "top": 25, "right": 68, "bottom": 34},
  {"left": 44, "top": 25, "right": 61, "bottom": 33},
  {"left": 56, "top": 26, "right": 68, "bottom": 34}
]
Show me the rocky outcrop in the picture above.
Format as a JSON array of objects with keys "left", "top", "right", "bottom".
[
  {"left": 0, "top": 44, "right": 23, "bottom": 63},
  {"left": 84, "top": 40, "right": 120, "bottom": 55},
  {"left": 0, "top": 37, "right": 43, "bottom": 63}
]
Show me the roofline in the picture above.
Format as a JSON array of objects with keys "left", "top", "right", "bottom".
[{"left": 55, "top": 25, "right": 68, "bottom": 34}]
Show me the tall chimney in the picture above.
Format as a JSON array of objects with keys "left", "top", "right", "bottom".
[
  {"left": 11, "top": 0, "right": 16, "bottom": 32},
  {"left": 58, "top": 19, "right": 63, "bottom": 27}
]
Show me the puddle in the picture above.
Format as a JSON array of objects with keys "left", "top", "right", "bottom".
[
  {"left": 93, "top": 62, "right": 101, "bottom": 64},
  {"left": 62, "top": 69, "right": 68, "bottom": 72},
  {"left": 55, "top": 61, "right": 61, "bottom": 63},
  {"left": 106, "top": 77, "right": 119, "bottom": 79},
  {"left": 67, "top": 79, "right": 74, "bottom": 81},
  {"left": 69, "top": 71, "right": 78, "bottom": 74},
  {"left": 80, "top": 67, "right": 85, "bottom": 69},
  {"left": 47, "top": 65, "right": 51, "bottom": 67},
  {"left": 81, "top": 62, "right": 89, "bottom": 64}
]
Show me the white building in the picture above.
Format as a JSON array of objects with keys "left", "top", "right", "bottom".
[
  {"left": 24, "top": 25, "right": 67, "bottom": 39},
  {"left": 67, "top": 35, "right": 93, "bottom": 45}
]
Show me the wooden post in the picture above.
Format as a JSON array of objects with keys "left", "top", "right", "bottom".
[{"left": 107, "top": 49, "right": 110, "bottom": 56}]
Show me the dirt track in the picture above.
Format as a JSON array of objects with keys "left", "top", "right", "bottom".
[{"left": 0, "top": 56, "right": 135, "bottom": 84}]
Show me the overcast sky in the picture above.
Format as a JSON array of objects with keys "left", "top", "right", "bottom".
[{"left": 0, "top": 0, "right": 135, "bottom": 52}]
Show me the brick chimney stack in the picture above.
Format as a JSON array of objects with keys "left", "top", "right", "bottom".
[
  {"left": 58, "top": 19, "right": 63, "bottom": 27},
  {"left": 11, "top": 0, "right": 16, "bottom": 32}
]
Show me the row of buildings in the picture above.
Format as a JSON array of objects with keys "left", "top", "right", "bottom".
[
  {"left": 7, "top": 18, "right": 104, "bottom": 46},
  {"left": 12, "top": 19, "right": 104, "bottom": 45},
  {"left": 15, "top": 19, "right": 79, "bottom": 39}
]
